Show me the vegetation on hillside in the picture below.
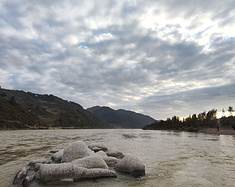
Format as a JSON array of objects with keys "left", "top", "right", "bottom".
[
  {"left": 0, "top": 95, "right": 44, "bottom": 129},
  {"left": 0, "top": 88, "right": 110, "bottom": 130},
  {"left": 143, "top": 107, "right": 235, "bottom": 132}
]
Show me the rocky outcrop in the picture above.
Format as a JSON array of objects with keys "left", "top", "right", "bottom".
[{"left": 12, "top": 141, "right": 145, "bottom": 186}]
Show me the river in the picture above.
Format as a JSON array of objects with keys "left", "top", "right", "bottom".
[{"left": 0, "top": 129, "right": 234, "bottom": 187}]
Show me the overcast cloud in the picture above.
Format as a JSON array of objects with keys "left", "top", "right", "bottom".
[{"left": 0, "top": 0, "right": 235, "bottom": 119}]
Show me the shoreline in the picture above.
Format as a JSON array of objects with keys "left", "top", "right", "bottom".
[{"left": 201, "top": 128, "right": 235, "bottom": 136}]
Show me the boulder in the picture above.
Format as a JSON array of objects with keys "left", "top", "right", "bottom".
[
  {"left": 106, "top": 147, "right": 124, "bottom": 158},
  {"left": 35, "top": 163, "right": 116, "bottom": 182},
  {"left": 72, "top": 155, "right": 108, "bottom": 169},
  {"left": 114, "top": 153, "right": 145, "bottom": 177},
  {"left": 29, "top": 158, "right": 50, "bottom": 170},
  {"left": 73, "top": 166, "right": 117, "bottom": 180},
  {"left": 103, "top": 157, "right": 118, "bottom": 167},
  {"left": 94, "top": 151, "right": 118, "bottom": 167},
  {"left": 22, "top": 176, "right": 30, "bottom": 187},
  {"left": 95, "top": 150, "right": 108, "bottom": 158},
  {"left": 13, "top": 167, "right": 27, "bottom": 185},
  {"left": 88, "top": 142, "right": 108, "bottom": 152},
  {"left": 62, "top": 141, "right": 89, "bottom": 162},
  {"left": 51, "top": 149, "right": 64, "bottom": 163},
  {"left": 35, "top": 163, "right": 74, "bottom": 182}
]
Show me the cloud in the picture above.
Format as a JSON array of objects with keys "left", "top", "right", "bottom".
[{"left": 0, "top": 0, "right": 235, "bottom": 119}]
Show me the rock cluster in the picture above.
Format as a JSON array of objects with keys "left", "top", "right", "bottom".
[{"left": 12, "top": 141, "right": 145, "bottom": 186}]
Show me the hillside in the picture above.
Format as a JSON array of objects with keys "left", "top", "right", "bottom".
[
  {"left": 87, "top": 106, "right": 156, "bottom": 128},
  {"left": 0, "top": 88, "right": 110, "bottom": 129},
  {"left": 0, "top": 96, "right": 44, "bottom": 129}
]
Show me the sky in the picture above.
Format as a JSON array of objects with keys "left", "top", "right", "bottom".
[{"left": 0, "top": 0, "right": 235, "bottom": 120}]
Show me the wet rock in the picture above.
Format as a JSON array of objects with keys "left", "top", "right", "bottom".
[
  {"left": 29, "top": 158, "right": 50, "bottom": 170},
  {"left": 13, "top": 167, "right": 27, "bottom": 185},
  {"left": 35, "top": 163, "right": 116, "bottom": 182},
  {"left": 88, "top": 142, "right": 108, "bottom": 152},
  {"left": 73, "top": 166, "right": 117, "bottom": 180},
  {"left": 103, "top": 156, "right": 118, "bottom": 167},
  {"left": 62, "top": 141, "right": 89, "bottom": 162},
  {"left": 35, "top": 163, "right": 74, "bottom": 182},
  {"left": 114, "top": 153, "right": 145, "bottom": 177},
  {"left": 22, "top": 176, "right": 30, "bottom": 187},
  {"left": 49, "top": 148, "right": 61, "bottom": 153},
  {"left": 95, "top": 150, "right": 108, "bottom": 157},
  {"left": 51, "top": 149, "right": 64, "bottom": 163},
  {"left": 72, "top": 155, "right": 108, "bottom": 169},
  {"left": 106, "top": 147, "right": 124, "bottom": 158},
  {"left": 94, "top": 151, "right": 118, "bottom": 167},
  {"left": 87, "top": 148, "right": 95, "bottom": 156}
]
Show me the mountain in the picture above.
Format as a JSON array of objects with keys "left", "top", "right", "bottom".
[
  {"left": 0, "top": 88, "right": 110, "bottom": 129},
  {"left": 87, "top": 106, "right": 156, "bottom": 128},
  {"left": 0, "top": 95, "right": 44, "bottom": 129}
]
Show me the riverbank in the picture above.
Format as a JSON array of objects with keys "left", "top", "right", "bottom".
[{"left": 201, "top": 127, "right": 235, "bottom": 135}]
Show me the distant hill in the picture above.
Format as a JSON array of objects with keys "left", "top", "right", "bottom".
[
  {"left": 0, "top": 88, "right": 110, "bottom": 129},
  {"left": 87, "top": 106, "right": 156, "bottom": 128}
]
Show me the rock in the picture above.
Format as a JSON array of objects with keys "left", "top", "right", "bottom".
[
  {"left": 95, "top": 150, "right": 108, "bottom": 158},
  {"left": 29, "top": 158, "right": 50, "bottom": 170},
  {"left": 12, "top": 167, "right": 27, "bottom": 185},
  {"left": 62, "top": 141, "right": 89, "bottom": 162},
  {"left": 73, "top": 166, "right": 117, "bottom": 180},
  {"left": 51, "top": 149, "right": 64, "bottom": 163},
  {"left": 22, "top": 176, "right": 30, "bottom": 187},
  {"left": 114, "top": 153, "right": 145, "bottom": 177},
  {"left": 72, "top": 155, "right": 108, "bottom": 169},
  {"left": 88, "top": 142, "right": 108, "bottom": 152},
  {"left": 49, "top": 148, "right": 61, "bottom": 153},
  {"left": 35, "top": 163, "right": 74, "bottom": 182},
  {"left": 87, "top": 148, "right": 95, "bottom": 156},
  {"left": 36, "top": 163, "right": 116, "bottom": 182},
  {"left": 106, "top": 147, "right": 124, "bottom": 158},
  {"left": 103, "top": 157, "right": 118, "bottom": 167},
  {"left": 94, "top": 151, "right": 118, "bottom": 167}
]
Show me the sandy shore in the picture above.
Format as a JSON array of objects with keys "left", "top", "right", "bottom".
[{"left": 202, "top": 128, "right": 235, "bottom": 135}]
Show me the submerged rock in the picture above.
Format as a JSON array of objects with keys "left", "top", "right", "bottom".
[
  {"left": 114, "top": 153, "right": 145, "bottom": 177},
  {"left": 106, "top": 147, "right": 124, "bottom": 158},
  {"left": 88, "top": 142, "right": 108, "bottom": 152},
  {"left": 62, "top": 141, "right": 89, "bottom": 162}
]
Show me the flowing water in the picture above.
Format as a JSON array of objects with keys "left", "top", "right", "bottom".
[{"left": 0, "top": 129, "right": 235, "bottom": 187}]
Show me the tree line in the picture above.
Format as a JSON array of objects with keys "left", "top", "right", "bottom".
[{"left": 143, "top": 107, "right": 235, "bottom": 132}]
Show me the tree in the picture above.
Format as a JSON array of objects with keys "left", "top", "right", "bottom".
[
  {"left": 9, "top": 96, "right": 16, "bottom": 105},
  {"left": 206, "top": 109, "right": 217, "bottom": 120},
  {"left": 228, "top": 106, "right": 234, "bottom": 116}
]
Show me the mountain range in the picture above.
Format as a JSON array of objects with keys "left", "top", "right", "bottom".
[
  {"left": 87, "top": 106, "right": 156, "bottom": 128},
  {"left": 0, "top": 87, "right": 156, "bottom": 129},
  {"left": 0, "top": 88, "right": 109, "bottom": 129}
]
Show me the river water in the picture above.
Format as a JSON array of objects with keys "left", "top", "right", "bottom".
[{"left": 0, "top": 129, "right": 234, "bottom": 187}]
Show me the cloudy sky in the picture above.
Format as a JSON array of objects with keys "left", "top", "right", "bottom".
[{"left": 0, "top": 0, "right": 235, "bottom": 119}]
